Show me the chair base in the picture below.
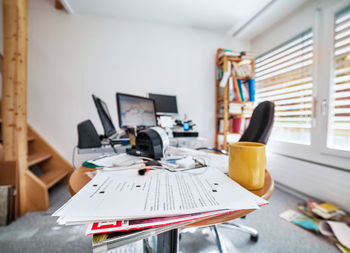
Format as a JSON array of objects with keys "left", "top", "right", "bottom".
[
  {"left": 179, "top": 223, "right": 259, "bottom": 253},
  {"left": 208, "top": 223, "right": 259, "bottom": 253},
  {"left": 219, "top": 222, "right": 259, "bottom": 242}
]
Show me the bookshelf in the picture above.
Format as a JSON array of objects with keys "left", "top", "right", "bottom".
[{"left": 215, "top": 48, "right": 255, "bottom": 151}]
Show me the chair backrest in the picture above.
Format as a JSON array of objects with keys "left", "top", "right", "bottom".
[{"left": 239, "top": 101, "right": 275, "bottom": 144}]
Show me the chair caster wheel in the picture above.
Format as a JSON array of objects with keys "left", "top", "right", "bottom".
[{"left": 250, "top": 234, "right": 258, "bottom": 242}]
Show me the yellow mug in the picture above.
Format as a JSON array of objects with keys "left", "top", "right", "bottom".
[{"left": 228, "top": 142, "right": 266, "bottom": 190}]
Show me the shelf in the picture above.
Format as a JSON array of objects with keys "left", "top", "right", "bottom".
[
  {"left": 216, "top": 76, "right": 254, "bottom": 85},
  {"left": 217, "top": 132, "right": 242, "bottom": 136},
  {"left": 217, "top": 114, "right": 251, "bottom": 118},
  {"left": 217, "top": 56, "right": 243, "bottom": 66},
  {"left": 215, "top": 50, "right": 255, "bottom": 151},
  {"left": 235, "top": 76, "right": 252, "bottom": 80},
  {"left": 217, "top": 98, "right": 254, "bottom": 104}
]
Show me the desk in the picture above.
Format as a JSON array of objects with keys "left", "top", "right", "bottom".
[{"left": 69, "top": 166, "right": 273, "bottom": 252}]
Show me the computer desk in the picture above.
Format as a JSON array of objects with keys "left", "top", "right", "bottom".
[{"left": 69, "top": 165, "right": 273, "bottom": 253}]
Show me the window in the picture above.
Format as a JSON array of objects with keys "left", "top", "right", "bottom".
[
  {"left": 255, "top": 29, "right": 314, "bottom": 145},
  {"left": 328, "top": 5, "right": 350, "bottom": 151}
]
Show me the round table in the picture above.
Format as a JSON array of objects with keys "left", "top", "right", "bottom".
[{"left": 69, "top": 166, "right": 274, "bottom": 228}]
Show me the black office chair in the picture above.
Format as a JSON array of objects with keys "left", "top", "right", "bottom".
[
  {"left": 194, "top": 101, "right": 275, "bottom": 248},
  {"left": 239, "top": 100, "right": 275, "bottom": 144},
  {"left": 197, "top": 101, "right": 275, "bottom": 154}
]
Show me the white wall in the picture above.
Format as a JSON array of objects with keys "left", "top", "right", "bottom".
[
  {"left": 252, "top": 0, "right": 317, "bottom": 56},
  {"left": 25, "top": 0, "right": 250, "bottom": 160}
]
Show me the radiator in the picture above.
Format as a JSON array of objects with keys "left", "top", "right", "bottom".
[{"left": 267, "top": 153, "right": 350, "bottom": 212}]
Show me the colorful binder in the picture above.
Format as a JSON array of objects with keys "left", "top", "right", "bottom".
[
  {"left": 237, "top": 79, "right": 245, "bottom": 102},
  {"left": 232, "top": 78, "right": 242, "bottom": 102},
  {"left": 248, "top": 79, "right": 255, "bottom": 102}
]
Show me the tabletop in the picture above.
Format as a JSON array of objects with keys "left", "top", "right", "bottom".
[{"left": 68, "top": 166, "right": 274, "bottom": 228}]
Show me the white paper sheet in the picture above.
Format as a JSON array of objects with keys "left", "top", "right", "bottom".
[
  {"left": 165, "top": 146, "right": 229, "bottom": 173},
  {"left": 88, "top": 154, "right": 143, "bottom": 167},
  {"left": 219, "top": 72, "right": 230, "bottom": 88},
  {"left": 54, "top": 168, "right": 267, "bottom": 224},
  {"left": 320, "top": 221, "right": 350, "bottom": 249}
]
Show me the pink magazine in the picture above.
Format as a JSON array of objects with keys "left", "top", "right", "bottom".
[
  {"left": 86, "top": 209, "right": 234, "bottom": 235},
  {"left": 86, "top": 203, "right": 269, "bottom": 235}
]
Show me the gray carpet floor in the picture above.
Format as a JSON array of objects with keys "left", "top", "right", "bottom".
[{"left": 0, "top": 184, "right": 339, "bottom": 253}]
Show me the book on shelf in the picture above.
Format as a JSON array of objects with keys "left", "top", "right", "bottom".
[
  {"left": 218, "top": 119, "right": 224, "bottom": 133},
  {"left": 217, "top": 133, "right": 241, "bottom": 146},
  {"left": 241, "top": 82, "right": 250, "bottom": 101},
  {"left": 217, "top": 49, "right": 254, "bottom": 60},
  {"left": 229, "top": 103, "right": 242, "bottom": 114},
  {"left": 228, "top": 77, "right": 235, "bottom": 101},
  {"left": 216, "top": 65, "right": 223, "bottom": 80},
  {"left": 243, "top": 103, "right": 254, "bottom": 116},
  {"left": 231, "top": 78, "right": 255, "bottom": 103},
  {"left": 232, "top": 78, "right": 242, "bottom": 102},
  {"left": 219, "top": 71, "right": 230, "bottom": 88},
  {"left": 232, "top": 62, "right": 253, "bottom": 77},
  {"left": 218, "top": 49, "right": 240, "bottom": 59},
  {"left": 237, "top": 79, "right": 245, "bottom": 102},
  {"left": 242, "top": 118, "right": 249, "bottom": 133},
  {"left": 219, "top": 116, "right": 249, "bottom": 135},
  {"left": 219, "top": 87, "right": 224, "bottom": 98},
  {"left": 233, "top": 118, "right": 242, "bottom": 134},
  {"left": 247, "top": 79, "right": 255, "bottom": 102}
]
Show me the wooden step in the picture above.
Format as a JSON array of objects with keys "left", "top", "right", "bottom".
[
  {"left": 39, "top": 169, "right": 68, "bottom": 189},
  {"left": 28, "top": 152, "right": 52, "bottom": 167},
  {"left": 28, "top": 134, "right": 35, "bottom": 142}
]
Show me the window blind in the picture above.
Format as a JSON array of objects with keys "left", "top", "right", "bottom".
[
  {"left": 255, "top": 29, "right": 313, "bottom": 144},
  {"left": 329, "top": 5, "right": 350, "bottom": 150}
]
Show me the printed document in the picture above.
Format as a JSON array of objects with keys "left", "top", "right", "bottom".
[{"left": 54, "top": 168, "right": 267, "bottom": 224}]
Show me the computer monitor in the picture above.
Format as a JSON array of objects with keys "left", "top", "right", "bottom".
[
  {"left": 148, "top": 93, "right": 178, "bottom": 115},
  {"left": 92, "top": 94, "right": 117, "bottom": 139},
  {"left": 116, "top": 93, "right": 157, "bottom": 128}
]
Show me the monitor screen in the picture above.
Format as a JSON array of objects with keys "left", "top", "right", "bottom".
[
  {"left": 116, "top": 93, "right": 157, "bottom": 128},
  {"left": 148, "top": 93, "right": 178, "bottom": 114},
  {"left": 92, "top": 94, "right": 117, "bottom": 138}
]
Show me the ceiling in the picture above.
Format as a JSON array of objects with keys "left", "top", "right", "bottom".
[{"left": 60, "top": 0, "right": 309, "bottom": 40}]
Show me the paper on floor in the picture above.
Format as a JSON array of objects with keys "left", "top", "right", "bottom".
[{"left": 320, "top": 221, "right": 350, "bottom": 249}]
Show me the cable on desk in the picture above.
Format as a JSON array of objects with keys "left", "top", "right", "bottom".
[
  {"left": 109, "top": 139, "right": 119, "bottom": 153},
  {"left": 140, "top": 165, "right": 208, "bottom": 175},
  {"left": 72, "top": 145, "right": 77, "bottom": 170}
]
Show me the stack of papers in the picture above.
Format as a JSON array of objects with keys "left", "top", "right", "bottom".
[{"left": 53, "top": 167, "right": 268, "bottom": 236}]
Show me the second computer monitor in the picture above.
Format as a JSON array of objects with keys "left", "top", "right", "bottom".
[
  {"left": 116, "top": 93, "right": 157, "bottom": 128},
  {"left": 92, "top": 94, "right": 117, "bottom": 138},
  {"left": 148, "top": 93, "right": 178, "bottom": 115}
]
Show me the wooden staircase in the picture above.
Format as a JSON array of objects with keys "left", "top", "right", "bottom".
[
  {"left": 0, "top": 0, "right": 73, "bottom": 216},
  {"left": 0, "top": 104, "right": 73, "bottom": 212},
  {"left": 25, "top": 126, "right": 73, "bottom": 211}
]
